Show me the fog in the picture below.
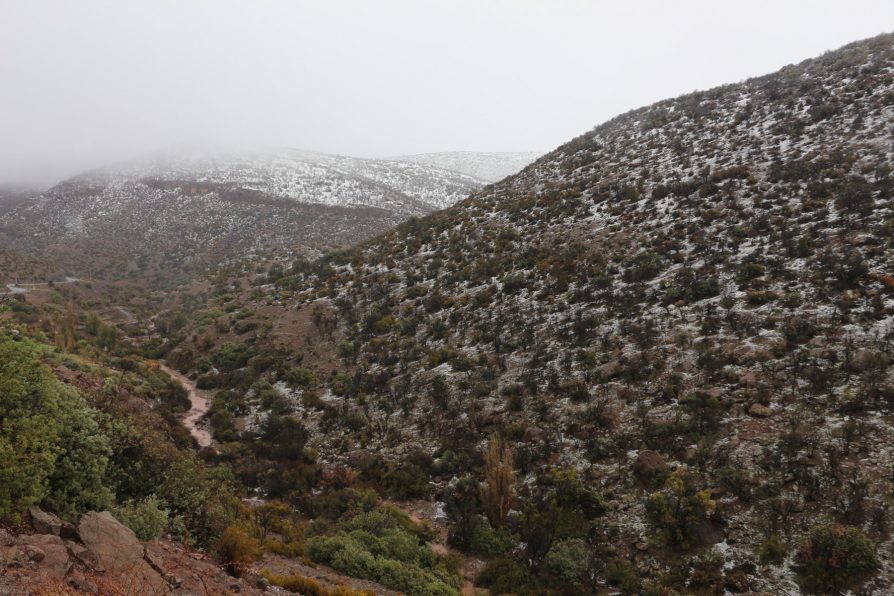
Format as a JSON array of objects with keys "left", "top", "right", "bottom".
[{"left": 1, "top": 0, "right": 892, "bottom": 187}]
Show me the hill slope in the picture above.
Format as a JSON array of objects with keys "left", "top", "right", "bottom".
[
  {"left": 169, "top": 33, "right": 894, "bottom": 593},
  {"left": 0, "top": 149, "right": 485, "bottom": 281}
]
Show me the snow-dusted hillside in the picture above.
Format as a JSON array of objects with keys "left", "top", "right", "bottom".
[
  {"left": 76, "top": 148, "right": 485, "bottom": 215},
  {"left": 392, "top": 151, "right": 541, "bottom": 182},
  {"left": 0, "top": 148, "right": 489, "bottom": 280},
  {"left": 177, "top": 33, "right": 894, "bottom": 592}
]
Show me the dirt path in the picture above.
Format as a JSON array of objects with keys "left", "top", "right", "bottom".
[{"left": 158, "top": 363, "right": 213, "bottom": 448}]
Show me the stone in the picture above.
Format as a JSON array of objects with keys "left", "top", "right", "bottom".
[
  {"left": 18, "top": 534, "right": 71, "bottom": 581},
  {"left": 28, "top": 507, "right": 63, "bottom": 536},
  {"left": 748, "top": 403, "right": 772, "bottom": 417},
  {"left": 22, "top": 545, "right": 46, "bottom": 562},
  {"left": 60, "top": 522, "right": 79, "bottom": 540},
  {"left": 68, "top": 570, "right": 100, "bottom": 594},
  {"left": 66, "top": 540, "right": 102, "bottom": 571},
  {"left": 0, "top": 529, "right": 16, "bottom": 547},
  {"left": 77, "top": 511, "right": 168, "bottom": 594}
]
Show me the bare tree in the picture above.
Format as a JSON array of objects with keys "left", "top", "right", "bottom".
[{"left": 482, "top": 434, "right": 515, "bottom": 528}]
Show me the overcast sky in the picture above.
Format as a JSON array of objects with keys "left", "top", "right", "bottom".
[{"left": 1, "top": 1, "right": 892, "bottom": 187}]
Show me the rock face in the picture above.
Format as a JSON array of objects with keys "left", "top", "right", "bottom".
[
  {"left": 77, "top": 511, "right": 169, "bottom": 594},
  {"left": 1, "top": 510, "right": 270, "bottom": 595},
  {"left": 28, "top": 507, "right": 63, "bottom": 535}
]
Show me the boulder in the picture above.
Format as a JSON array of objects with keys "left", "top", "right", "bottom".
[
  {"left": 77, "top": 511, "right": 168, "bottom": 594},
  {"left": 28, "top": 507, "right": 63, "bottom": 536},
  {"left": 748, "top": 403, "right": 772, "bottom": 418}
]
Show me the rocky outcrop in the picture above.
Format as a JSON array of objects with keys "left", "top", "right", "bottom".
[
  {"left": 1, "top": 508, "right": 272, "bottom": 595},
  {"left": 77, "top": 510, "right": 170, "bottom": 594}
]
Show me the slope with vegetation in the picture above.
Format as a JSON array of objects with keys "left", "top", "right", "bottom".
[
  {"left": 3, "top": 32, "right": 894, "bottom": 596},
  {"left": 152, "top": 33, "right": 894, "bottom": 594}
]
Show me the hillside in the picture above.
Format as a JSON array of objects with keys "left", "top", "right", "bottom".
[
  {"left": 154, "top": 33, "right": 894, "bottom": 593},
  {"left": 393, "top": 151, "right": 541, "bottom": 183},
  {"left": 0, "top": 186, "right": 40, "bottom": 215},
  {"left": 0, "top": 149, "right": 485, "bottom": 282}
]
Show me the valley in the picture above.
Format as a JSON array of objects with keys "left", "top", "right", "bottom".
[{"left": 2, "top": 28, "right": 894, "bottom": 596}]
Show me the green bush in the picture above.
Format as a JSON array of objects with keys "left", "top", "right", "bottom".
[
  {"left": 759, "top": 533, "right": 787, "bottom": 565},
  {"left": 468, "top": 515, "right": 516, "bottom": 556},
  {"left": 0, "top": 335, "right": 112, "bottom": 520},
  {"left": 476, "top": 557, "right": 529, "bottom": 594},
  {"left": 305, "top": 507, "right": 458, "bottom": 596},
  {"left": 383, "top": 464, "right": 431, "bottom": 500},
  {"left": 112, "top": 494, "right": 169, "bottom": 540},
  {"left": 604, "top": 559, "right": 640, "bottom": 593},
  {"left": 543, "top": 538, "right": 589, "bottom": 584},
  {"left": 285, "top": 367, "right": 317, "bottom": 388}
]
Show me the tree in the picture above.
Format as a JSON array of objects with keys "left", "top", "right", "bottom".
[
  {"left": 445, "top": 475, "right": 482, "bottom": 549},
  {"left": 482, "top": 435, "right": 515, "bottom": 528},
  {"left": 645, "top": 469, "right": 716, "bottom": 549}
]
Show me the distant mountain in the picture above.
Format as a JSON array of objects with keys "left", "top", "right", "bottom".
[
  {"left": 392, "top": 151, "right": 541, "bottom": 182},
  {"left": 0, "top": 149, "right": 486, "bottom": 281}
]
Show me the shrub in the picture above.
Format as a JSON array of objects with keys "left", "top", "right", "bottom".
[
  {"left": 305, "top": 507, "right": 458, "bottom": 595},
  {"left": 645, "top": 470, "right": 715, "bottom": 549},
  {"left": 604, "top": 559, "right": 640, "bottom": 593},
  {"left": 759, "top": 533, "right": 787, "bottom": 565},
  {"left": 216, "top": 526, "right": 262, "bottom": 576},
  {"left": 476, "top": 557, "right": 529, "bottom": 594},
  {"left": 211, "top": 342, "right": 254, "bottom": 372},
  {"left": 284, "top": 367, "right": 317, "bottom": 388},
  {"left": 796, "top": 524, "right": 877, "bottom": 593},
  {"left": 0, "top": 335, "right": 112, "bottom": 520},
  {"left": 112, "top": 495, "right": 169, "bottom": 541},
  {"left": 469, "top": 516, "right": 516, "bottom": 556},
  {"left": 543, "top": 538, "right": 589, "bottom": 584},
  {"left": 383, "top": 464, "right": 431, "bottom": 500},
  {"left": 261, "top": 571, "right": 373, "bottom": 595}
]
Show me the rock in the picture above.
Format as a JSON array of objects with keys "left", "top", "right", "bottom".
[
  {"left": 65, "top": 540, "right": 102, "bottom": 571},
  {"left": 68, "top": 570, "right": 99, "bottom": 594},
  {"left": 633, "top": 450, "right": 669, "bottom": 482},
  {"left": 60, "top": 521, "right": 79, "bottom": 540},
  {"left": 28, "top": 507, "right": 63, "bottom": 536},
  {"left": 0, "top": 529, "right": 16, "bottom": 547},
  {"left": 748, "top": 403, "right": 772, "bottom": 417},
  {"left": 22, "top": 545, "right": 46, "bottom": 562},
  {"left": 144, "top": 548, "right": 167, "bottom": 576},
  {"left": 18, "top": 534, "right": 71, "bottom": 581},
  {"left": 598, "top": 360, "right": 619, "bottom": 379},
  {"left": 77, "top": 511, "right": 168, "bottom": 594}
]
